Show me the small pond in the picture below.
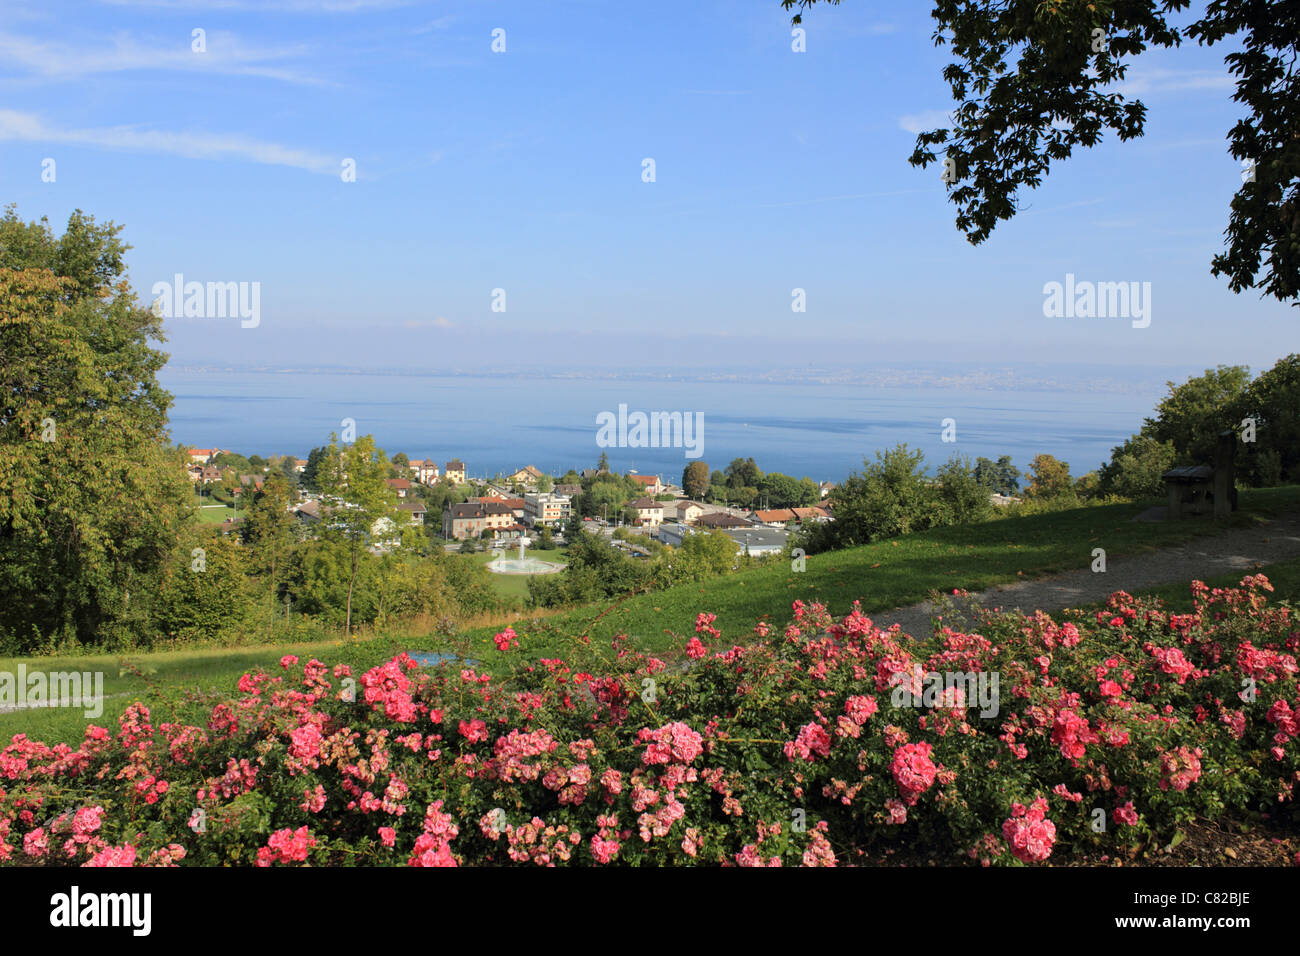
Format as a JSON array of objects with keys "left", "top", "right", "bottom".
[{"left": 407, "top": 651, "right": 480, "bottom": 668}]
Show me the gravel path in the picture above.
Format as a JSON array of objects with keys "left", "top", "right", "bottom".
[{"left": 874, "top": 511, "right": 1300, "bottom": 639}]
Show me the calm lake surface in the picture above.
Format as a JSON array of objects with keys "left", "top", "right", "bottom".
[{"left": 158, "top": 368, "right": 1166, "bottom": 483}]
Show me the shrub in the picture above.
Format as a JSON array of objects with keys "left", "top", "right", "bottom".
[
  {"left": 807, "top": 449, "right": 994, "bottom": 553},
  {"left": 2, "top": 576, "right": 1295, "bottom": 867},
  {"left": 932, "top": 456, "right": 993, "bottom": 526},
  {"left": 153, "top": 530, "right": 254, "bottom": 644}
]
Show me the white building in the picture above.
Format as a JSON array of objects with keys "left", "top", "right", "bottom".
[{"left": 523, "top": 492, "right": 571, "bottom": 528}]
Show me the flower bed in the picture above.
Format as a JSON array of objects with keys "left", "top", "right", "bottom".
[{"left": 1, "top": 577, "right": 1297, "bottom": 866}]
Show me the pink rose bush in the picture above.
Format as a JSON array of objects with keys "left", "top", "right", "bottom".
[
  {"left": 1001, "top": 797, "right": 1057, "bottom": 863},
  {"left": 891, "top": 742, "right": 938, "bottom": 806},
  {"left": 0, "top": 575, "right": 1296, "bottom": 866}
]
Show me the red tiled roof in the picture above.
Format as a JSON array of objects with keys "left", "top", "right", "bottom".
[{"left": 791, "top": 507, "right": 832, "bottom": 520}]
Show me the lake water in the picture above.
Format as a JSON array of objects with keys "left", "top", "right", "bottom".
[{"left": 158, "top": 368, "right": 1166, "bottom": 483}]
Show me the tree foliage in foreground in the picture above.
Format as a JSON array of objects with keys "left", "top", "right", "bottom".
[
  {"left": 783, "top": 0, "right": 1299, "bottom": 304},
  {"left": 0, "top": 207, "right": 194, "bottom": 650}
]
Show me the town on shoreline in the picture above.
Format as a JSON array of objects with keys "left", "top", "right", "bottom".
[{"left": 181, "top": 446, "right": 868, "bottom": 557}]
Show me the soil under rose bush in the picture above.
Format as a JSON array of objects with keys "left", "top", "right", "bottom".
[{"left": 1, "top": 576, "right": 1297, "bottom": 867}]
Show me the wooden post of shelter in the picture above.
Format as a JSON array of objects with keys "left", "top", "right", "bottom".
[{"left": 1213, "top": 430, "right": 1236, "bottom": 518}]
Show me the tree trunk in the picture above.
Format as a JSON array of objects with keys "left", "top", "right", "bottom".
[
  {"left": 267, "top": 547, "right": 279, "bottom": 640},
  {"left": 345, "top": 543, "right": 359, "bottom": 636}
]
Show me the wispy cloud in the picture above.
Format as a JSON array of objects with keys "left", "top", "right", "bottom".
[
  {"left": 0, "top": 110, "right": 341, "bottom": 174},
  {"left": 663, "top": 188, "right": 931, "bottom": 218},
  {"left": 0, "top": 30, "right": 327, "bottom": 85},
  {"left": 1113, "top": 68, "right": 1235, "bottom": 97},
  {"left": 403, "top": 316, "right": 455, "bottom": 329},
  {"left": 750, "top": 188, "right": 929, "bottom": 209},
  {"left": 897, "top": 109, "right": 954, "bottom": 135},
  {"left": 1136, "top": 136, "right": 1230, "bottom": 152},
  {"left": 1021, "top": 197, "right": 1106, "bottom": 217},
  {"left": 99, "top": 0, "right": 414, "bottom": 10},
  {"left": 411, "top": 16, "right": 455, "bottom": 34}
]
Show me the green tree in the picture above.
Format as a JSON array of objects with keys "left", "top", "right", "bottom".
[
  {"left": 1074, "top": 471, "right": 1102, "bottom": 500},
  {"left": 934, "top": 455, "right": 993, "bottom": 526},
  {"left": 682, "top": 460, "right": 710, "bottom": 499},
  {"left": 421, "top": 482, "right": 469, "bottom": 545},
  {"left": 1025, "top": 454, "right": 1074, "bottom": 500},
  {"left": 213, "top": 451, "right": 253, "bottom": 475},
  {"left": 726, "top": 457, "right": 762, "bottom": 489},
  {"left": 974, "top": 455, "right": 1021, "bottom": 496},
  {"left": 794, "top": 477, "right": 821, "bottom": 507},
  {"left": 808, "top": 444, "right": 934, "bottom": 549},
  {"left": 316, "top": 433, "right": 399, "bottom": 636},
  {"left": 1234, "top": 353, "right": 1300, "bottom": 484},
  {"left": 581, "top": 480, "right": 626, "bottom": 521},
  {"left": 530, "top": 530, "right": 649, "bottom": 607},
  {"left": 241, "top": 471, "right": 297, "bottom": 635},
  {"left": 783, "top": 1, "right": 1299, "bottom": 304},
  {"left": 655, "top": 530, "right": 738, "bottom": 587},
  {"left": 275, "top": 454, "right": 299, "bottom": 483},
  {"left": 436, "top": 552, "right": 502, "bottom": 618},
  {"left": 1098, "top": 434, "right": 1177, "bottom": 499},
  {"left": 292, "top": 537, "right": 377, "bottom": 626},
  {"left": 154, "top": 530, "right": 252, "bottom": 643},
  {"left": 0, "top": 208, "right": 194, "bottom": 649},
  {"left": 758, "top": 472, "right": 801, "bottom": 508},
  {"left": 300, "top": 446, "right": 330, "bottom": 492},
  {"left": 1143, "top": 365, "right": 1251, "bottom": 465}
]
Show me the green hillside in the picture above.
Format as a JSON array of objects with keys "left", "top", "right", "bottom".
[{"left": 439, "top": 485, "right": 1300, "bottom": 663}]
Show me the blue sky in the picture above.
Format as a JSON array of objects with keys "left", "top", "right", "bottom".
[{"left": 1, "top": 0, "right": 1293, "bottom": 373}]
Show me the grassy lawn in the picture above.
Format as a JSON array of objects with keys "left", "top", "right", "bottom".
[
  {"left": 6, "top": 485, "right": 1296, "bottom": 747},
  {"left": 195, "top": 499, "right": 237, "bottom": 523},
  {"left": 0, "top": 635, "right": 413, "bottom": 747},
  {"left": 464, "top": 546, "right": 569, "bottom": 601}
]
